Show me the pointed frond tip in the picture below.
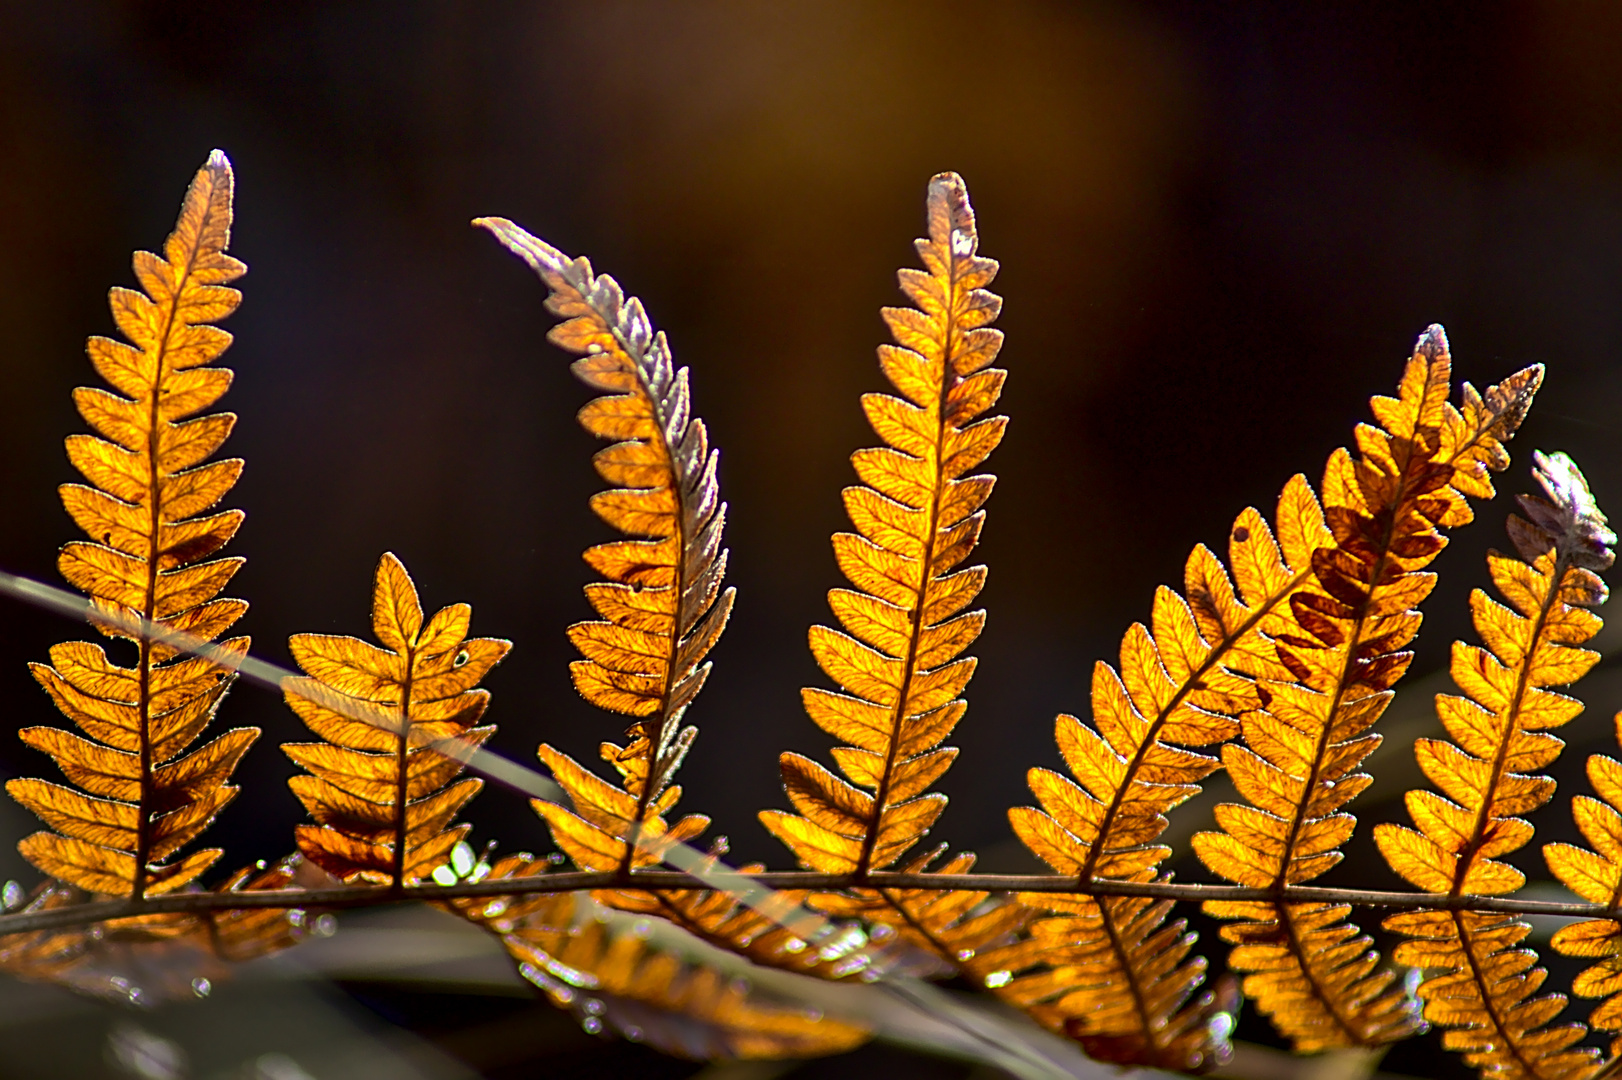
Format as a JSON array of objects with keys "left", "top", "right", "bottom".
[
  {"left": 476, "top": 214, "right": 732, "bottom": 883},
  {"left": 1513, "top": 450, "right": 1616, "bottom": 571}
]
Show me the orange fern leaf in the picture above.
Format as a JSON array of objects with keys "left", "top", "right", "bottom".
[
  {"left": 281, "top": 553, "right": 509, "bottom": 886},
  {"left": 1375, "top": 450, "right": 1613, "bottom": 1079},
  {"left": 8, "top": 151, "right": 256, "bottom": 900},
  {"left": 757, "top": 172, "right": 1012, "bottom": 968},
  {"left": 475, "top": 215, "right": 725, "bottom": 875},
  {"left": 1193, "top": 327, "right": 1542, "bottom": 1050}
]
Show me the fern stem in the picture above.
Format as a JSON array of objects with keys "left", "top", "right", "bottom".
[{"left": 5, "top": 874, "right": 1618, "bottom": 938}]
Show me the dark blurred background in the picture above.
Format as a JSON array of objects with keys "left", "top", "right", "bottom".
[{"left": 3, "top": 2, "right": 1622, "bottom": 1078}]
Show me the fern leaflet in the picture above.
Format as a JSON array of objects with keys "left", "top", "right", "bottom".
[
  {"left": 281, "top": 553, "right": 509, "bottom": 886},
  {"left": 1374, "top": 450, "right": 1613, "bottom": 1079},
  {"left": 475, "top": 216, "right": 726, "bottom": 876},
  {"left": 1194, "top": 327, "right": 1541, "bottom": 1049},
  {"left": 758, "top": 172, "right": 1014, "bottom": 977},
  {"left": 1001, "top": 479, "right": 1334, "bottom": 1069},
  {"left": 8, "top": 151, "right": 256, "bottom": 902}
]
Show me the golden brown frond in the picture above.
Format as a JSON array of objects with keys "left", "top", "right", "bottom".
[
  {"left": 1000, "top": 476, "right": 1332, "bottom": 1069},
  {"left": 476, "top": 215, "right": 732, "bottom": 875},
  {"left": 1377, "top": 451, "right": 1612, "bottom": 1080},
  {"left": 1194, "top": 327, "right": 1542, "bottom": 1050},
  {"left": 281, "top": 553, "right": 509, "bottom": 886},
  {"left": 754, "top": 173, "right": 1006, "bottom": 976},
  {"left": 463, "top": 877, "right": 869, "bottom": 1062},
  {"left": 8, "top": 151, "right": 256, "bottom": 900}
]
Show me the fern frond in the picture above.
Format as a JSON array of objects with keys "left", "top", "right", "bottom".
[
  {"left": 281, "top": 553, "right": 509, "bottom": 886},
  {"left": 756, "top": 172, "right": 1008, "bottom": 967},
  {"left": 999, "top": 481, "right": 1329, "bottom": 1069},
  {"left": 1194, "top": 327, "right": 1542, "bottom": 1050},
  {"left": 7, "top": 151, "right": 256, "bottom": 901},
  {"left": 475, "top": 215, "right": 726, "bottom": 876},
  {"left": 1374, "top": 450, "right": 1613, "bottom": 1079}
]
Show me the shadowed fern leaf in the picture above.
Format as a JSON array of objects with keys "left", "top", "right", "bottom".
[
  {"left": 475, "top": 216, "right": 725, "bottom": 875},
  {"left": 1376, "top": 450, "right": 1613, "bottom": 1079},
  {"left": 281, "top": 553, "right": 509, "bottom": 886},
  {"left": 7, "top": 151, "right": 256, "bottom": 901},
  {"left": 1194, "top": 327, "right": 1542, "bottom": 1050}
]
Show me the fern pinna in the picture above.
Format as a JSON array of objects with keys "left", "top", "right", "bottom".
[
  {"left": 758, "top": 171, "right": 1025, "bottom": 978},
  {"left": 1374, "top": 451, "right": 1614, "bottom": 1078},
  {"left": 1190, "top": 331, "right": 1541, "bottom": 1051},
  {"left": 8, "top": 152, "right": 258, "bottom": 902},
  {"left": 282, "top": 552, "right": 509, "bottom": 886}
]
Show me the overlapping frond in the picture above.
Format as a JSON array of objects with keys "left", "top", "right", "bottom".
[
  {"left": 460, "top": 876, "right": 870, "bottom": 1062},
  {"left": 203, "top": 854, "right": 312, "bottom": 962},
  {"left": 8, "top": 151, "right": 256, "bottom": 900},
  {"left": 1001, "top": 483, "right": 1331, "bottom": 1068},
  {"left": 756, "top": 173, "right": 1008, "bottom": 966},
  {"left": 1193, "top": 328, "right": 1542, "bottom": 1050},
  {"left": 281, "top": 553, "right": 509, "bottom": 886},
  {"left": 1374, "top": 450, "right": 1613, "bottom": 1079},
  {"left": 475, "top": 215, "right": 731, "bottom": 875}
]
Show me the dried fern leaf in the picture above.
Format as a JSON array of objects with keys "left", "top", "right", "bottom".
[
  {"left": 7, "top": 151, "right": 256, "bottom": 901},
  {"left": 755, "top": 172, "right": 1013, "bottom": 971},
  {"left": 1194, "top": 327, "right": 1542, "bottom": 1050},
  {"left": 999, "top": 474, "right": 1339, "bottom": 1068},
  {"left": 1373, "top": 450, "right": 1613, "bottom": 1079},
  {"left": 458, "top": 872, "right": 869, "bottom": 1062},
  {"left": 281, "top": 553, "right": 509, "bottom": 886},
  {"left": 476, "top": 214, "right": 732, "bottom": 875}
]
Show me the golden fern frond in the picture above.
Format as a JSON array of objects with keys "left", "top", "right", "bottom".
[
  {"left": 474, "top": 215, "right": 725, "bottom": 874},
  {"left": 7, "top": 151, "right": 256, "bottom": 901},
  {"left": 1374, "top": 450, "right": 1613, "bottom": 1080},
  {"left": 456, "top": 867, "right": 870, "bottom": 1062},
  {"left": 757, "top": 172, "right": 1008, "bottom": 966},
  {"left": 1193, "top": 327, "right": 1542, "bottom": 1050},
  {"left": 999, "top": 482, "right": 1330, "bottom": 1070},
  {"left": 281, "top": 553, "right": 509, "bottom": 886}
]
